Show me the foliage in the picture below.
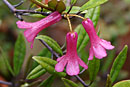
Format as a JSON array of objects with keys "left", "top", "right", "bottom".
[{"left": 0, "top": 0, "right": 129, "bottom": 87}]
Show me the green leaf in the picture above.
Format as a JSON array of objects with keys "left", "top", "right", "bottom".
[
  {"left": 110, "top": 45, "right": 128, "bottom": 83},
  {"left": 64, "top": 6, "right": 88, "bottom": 14},
  {"left": 48, "top": 0, "right": 57, "bottom": 10},
  {"left": 39, "top": 75, "right": 55, "bottom": 87},
  {"left": 62, "top": 78, "right": 79, "bottom": 87},
  {"left": 113, "top": 80, "right": 130, "bottom": 87},
  {"left": 33, "top": 56, "right": 66, "bottom": 77},
  {"left": 27, "top": 65, "right": 46, "bottom": 79},
  {"left": 36, "top": 35, "right": 63, "bottom": 55},
  {"left": 31, "top": 48, "right": 51, "bottom": 69},
  {"left": 79, "top": 49, "right": 89, "bottom": 71},
  {"left": 28, "top": 14, "right": 45, "bottom": 18},
  {"left": 29, "top": 0, "right": 43, "bottom": 8},
  {"left": 75, "top": 6, "right": 100, "bottom": 52},
  {"left": 80, "top": 0, "right": 108, "bottom": 11},
  {"left": 64, "top": 6, "right": 80, "bottom": 13},
  {"left": 88, "top": 57, "right": 100, "bottom": 81},
  {"left": 38, "top": 48, "right": 51, "bottom": 57},
  {"left": 56, "top": 1, "right": 66, "bottom": 13},
  {"left": 106, "top": 74, "right": 112, "bottom": 87},
  {"left": 0, "top": 47, "right": 15, "bottom": 76},
  {"left": 85, "top": 6, "right": 100, "bottom": 27},
  {"left": 75, "top": 24, "right": 89, "bottom": 52},
  {"left": 27, "top": 49, "right": 51, "bottom": 79},
  {"left": 13, "top": 33, "right": 26, "bottom": 75},
  {"left": 101, "top": 50, "right": 116, "bottom": 73},
  {"left": 71, "top": 0, "right": 77, "bottom": 5},
  {"left": 48, "top": 0, "right": 66, "bottom": 13}
]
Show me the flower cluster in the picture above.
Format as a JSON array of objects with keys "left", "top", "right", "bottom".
[{"left": 16, "top": 12, "right": 114, "bottom": 76}]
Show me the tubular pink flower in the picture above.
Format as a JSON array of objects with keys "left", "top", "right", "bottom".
[
  {"left": 55, "top": 32, "right": 88, "bottom": 76},
  {"left": 82, "top": 18, "right": 114, "bottom": 60},
  {"left": 16, "top": 11, "right": 62, "bottom": 48}
]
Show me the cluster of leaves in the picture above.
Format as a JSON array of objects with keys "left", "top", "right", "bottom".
[{"left": 0, "top": 0, "right": 129, "bottom": 87}]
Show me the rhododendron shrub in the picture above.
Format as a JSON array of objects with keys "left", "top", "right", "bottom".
[{"left": 1, "top": 0, "right": 128, "bottom": 87}]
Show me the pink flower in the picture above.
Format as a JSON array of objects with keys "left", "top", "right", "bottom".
[
  {"left": 82, "top": 18, "right": 114, "bottom": 60},
  {"left": 55, "top": 32, "right": 88, "bottom": 76},
  {"left": 16, "top": 11, "right": 62, "bottom": 48}
]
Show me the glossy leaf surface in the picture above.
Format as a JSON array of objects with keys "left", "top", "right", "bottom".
[
  {"left": 13, "top": 33, "right": 26, "bottom": 75},
  {"left": 110, "top": 45, "right": 128, "bottom": 83},
  {"left": 80, "top": 0, "right": 108, "bottom": 11},
  {"left": 33, "top": 56, "right": 66, "bottom": 77}
]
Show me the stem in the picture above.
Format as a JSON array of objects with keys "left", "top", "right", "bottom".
[
  {"left": 3, "top": 0, "right": 16, "bottom": 12},
  {"left": 3, "top": 0, "right": 50, "bottom": 15},
  {"left": 79, "top": 61, "right": 89, "bottom": 74},
  {"left": 71, "top": 11, "right": 82, "bottom": 19},
  {"left": 39, "top": 39, "right": 60, "bottom": 58},
  {"left": 15, "top": 10, "right": 50, "bottom": 16},
  {"left": 75, "top": 75, "right": 89, "bottom": 87},
  {"left": 76, "top": 11, "right": 82, "bottom": 15},
  {"left": 13, "top": 0, "right": 24, "bottom": 7},
  {"left": 0, "top": 80, "right": 12, "bottom": 86},
  {"left": 68, "top": 14, "right": 85, "bottom": 20},
  {"left": 30, "top": 0, "right": 54, "bottom": 11},
  {"left": 67, "top": 4, "right": 73, "bottom": 14},
  {"left": 79, "top": 69, "right": 86, "bottom": 74},
  {"left": 3, "top": 0, "right": 51, "bottom": 20},
  {"left": 66, "top": 14, "right": 73, "bottom": 32}
]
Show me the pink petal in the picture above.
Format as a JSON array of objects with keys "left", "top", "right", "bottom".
[
  {"left": 24, "top": 29, "right": 36, "bottom": 42},
  {"left": 88, "top": 48, "right": 94, "bottom": 60},
  {"left": 55, "top": 56, "right": 67, "bottom": 72},
  {"left": 92, "top": 45, "right": 107, "bottom": 59},
  {"left": 57, "top": 55, "right": 65, "bottom": 62},
  {"left": 30, "top": 41, "right": 34, "bottom": 48},
  {"left": 16, "top": 21, "right": 32, "bottom": 29},
  {"left": 78, "top": 58, "right": 88, "bottom": 69},
  {"left": 87, "top": 18, "right": 94, "bottom": 27},
  {"left": 100, "top": 39, "right": 115, "bottom": 50},
  {"left": 66, "top": 59, "right": 79, "bottom": 76}
]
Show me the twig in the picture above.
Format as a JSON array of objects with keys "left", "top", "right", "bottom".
[
  {"left": 3, "top": 0, "right": 16, "bottom": 12},
  {"left": 13, "top": 0, "right": 24, "bottom": 7},
  {"left": 39, "top": 39, "right": 60, "bottom": 58},
  {"left": 79, "top": 61, "right": 89, "bottom": 74},
  {"left": 89, "top": 81, "right": 93, "bottom": 86},
  {"left": 15, "top": 10, "right": 50, "bottom": 15},
  {"left": 75, "top": 75, "right": 89, "bottom": 87},
  {"left": 76, "top": 11, "right": 82, "bottom": 15},
  {"left": 71, "top": 11, "right": 82, "bottom": 19},
  {"left": 3, "top": 0, "right": 85, "bottom": 21},
  {"left": 0, "top": 80, "right": 12, "bottom": 86},
  {"left": 79, "top": 68, "right": 86, "bottom": 74},
  {"left": 2, "top": 0, "right": 51, "bottom": 20},
  {"left": 67, "top": 4, "right": 74, "bottom": 14}
]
